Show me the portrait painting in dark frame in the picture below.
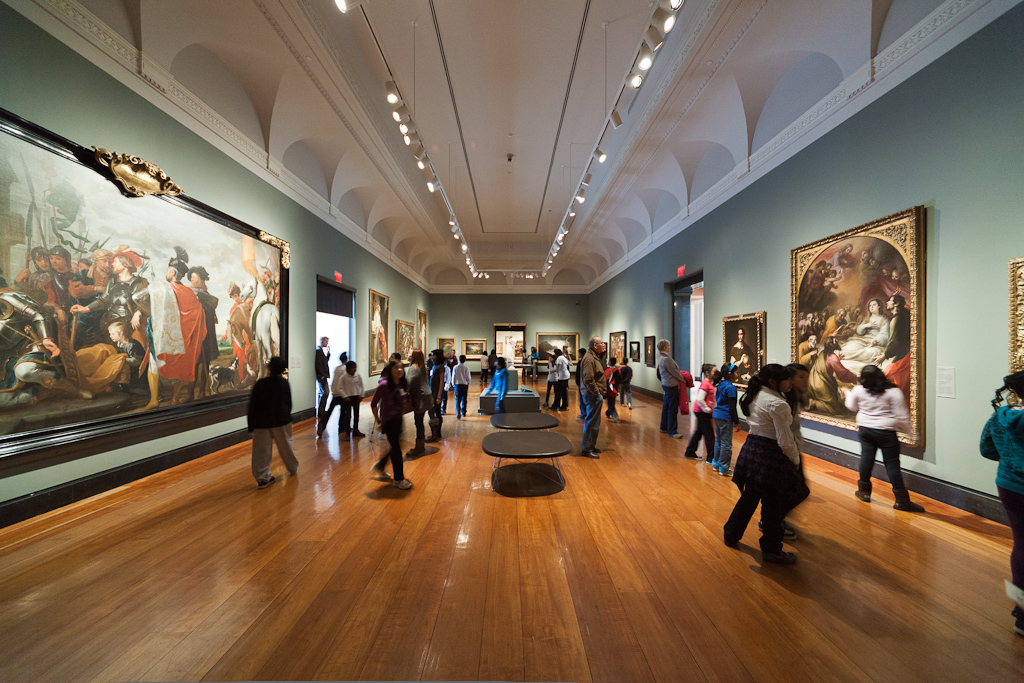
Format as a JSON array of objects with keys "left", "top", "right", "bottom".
[
  {"left": 0, "top": 107, "right": 289, "bottom": 465},
  {"left": 644, "top": 336, "right": 656, "bottom": 367},
  {"left": 722, "top": 312, "right": 765, "bottom": 389},
  {"left": 629, "top": 341, "right": 640, "bottom": 363}
]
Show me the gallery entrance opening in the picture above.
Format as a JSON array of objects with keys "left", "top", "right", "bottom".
[
  {"left": 672, "top": 272, "right": 704, "bottom": 401},
  {"left": 315, "top": 277, "right": 354, "bottom": 412}
]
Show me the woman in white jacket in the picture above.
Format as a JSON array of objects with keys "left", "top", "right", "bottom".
[{"left": 723, "top": 364, "right": 809, "bottom": 564}]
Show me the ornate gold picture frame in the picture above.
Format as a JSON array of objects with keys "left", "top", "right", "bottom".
[
  {"left": 1011, "top": 256, "right": 1024, "bottom": 374},
  {"left": 791, "top": 206, "right": 925, "bottom": 446},
  {"left": 723, "top": 311, "right": 766, "bottom": 389}
]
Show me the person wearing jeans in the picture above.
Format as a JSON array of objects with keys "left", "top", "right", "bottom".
[
  {"left": 618, "top": 358, "right": 633, "bottom": 408},
  {"left": 846, "top": 365, "right": 924, "bottom": 512},
  {"left": 685, "top": 363, "right": 717, "bottom": 461},
  {"left": 247, "top": 356, "right": 298, "bottom": 489},
  {"left": 580, "top": 336, "right": 608, "bottom": 457},
  {"left": 553, "top": 348, "right": 571, "bottom": 411},
  {"left": 453, "top": 354, "right": 471, "bottom": 418},
  {"left": 575, "top": 347, "right": 587, "bottom": 418},
  {"left": 370, "top": 360, "right": 412, "bottom": 489},
  {"left": 657, "top": 339, "right": 691, "bottom": 438},
  {"left": 712, "top": 364, "right": 740, "bottom": 474}
]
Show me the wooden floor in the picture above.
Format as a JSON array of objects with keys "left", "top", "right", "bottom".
[{"left": 1, "top": 382, "right": 1021, "bottom": 682}]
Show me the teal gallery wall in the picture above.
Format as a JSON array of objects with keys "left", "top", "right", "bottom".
[
  {"left": 0, "top": 3, "right": 428, "bottom": 503},
  {"left": 588, "top": 4, "right": 1024, "bottom": 497}
]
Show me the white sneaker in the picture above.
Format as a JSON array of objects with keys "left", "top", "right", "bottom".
[
  {"left": 393, "top": 478, "right": 413, "bottom": 490},
  {"left": 370, "top": 462, "right": 391, "bottom": 480}
]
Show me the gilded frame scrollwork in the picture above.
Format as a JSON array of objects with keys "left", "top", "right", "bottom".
[
  {"left": 790, "top": 206, "right": 925, "bottom": 446},
  {"left": 1010, "top": 256, "right": 1024, "bottom": 374}
]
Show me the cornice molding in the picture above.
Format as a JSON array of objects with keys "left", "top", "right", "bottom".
[
  {"left": 9, "top": 0, "right": 436, "bottom": 290},
  {"left": 583, "top": 0, "right": 1015, "bottom": 294}
]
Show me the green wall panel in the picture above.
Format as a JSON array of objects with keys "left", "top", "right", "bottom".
[
  {"left": 588, "top": 4, "right": 1024, "bottom": 496},
  {"left": 0, "top": 3, "right": 427, "bottom": 502}
]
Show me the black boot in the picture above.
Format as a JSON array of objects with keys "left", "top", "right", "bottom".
[
  {"left": 855, "top": 480, "right": 872, "bottom": 502},
  {"left": 892, "top": 487, "right": 925, "bottom": 512}
]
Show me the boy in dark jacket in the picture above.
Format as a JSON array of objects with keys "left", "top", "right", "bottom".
[{"left": 248, "top": 356, "right": 298, "bottom": 488}]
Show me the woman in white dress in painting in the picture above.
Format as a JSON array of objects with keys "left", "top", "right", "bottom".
[{"left": 840, "top": 298, "right": 890, "bottom": 369}]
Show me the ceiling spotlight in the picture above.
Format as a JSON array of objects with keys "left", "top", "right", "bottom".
[
  {"left": 392, "top": 105, "right": 410, "bottom": 122},
  {"left": 629, "top": 71, "right": 644, "bottom": 89},
  {"left": 461, "top": 243, "right": 468, "bottom": 252},
  {"left": 412, "top": 144, "right": 427, "bottom": 160},
  {"left": 399, "top": 121, "right": 412, "bottom": 135},
  {"left": 581, "top": 173, "right": 592, "bottom": 186},
  {"left": 653, "top": 8, "right": 675, "bottom": 33},
  {"left": 569, "top": 209, "right": 575, "bottom": 217},
  {"left": 404, "top": 132, "right": 420, "bottom": 147},
  {"left": 454, "top": 233, "right": 460, "bottom": 239},
  {"left": 662, "top": 0, "right": 684, "bottom": 10},
  {"left": 385, "top": 80, "right": 400, "bottom": 104},
  {"left": 485, "top": 273, "right": 489, "bottom": 279},
  {"left": 637, "top": 44, "right": 654, "bottom": 71},
  {"left": 611, "top": 109, "right": 623, "bottom": 128},
  {"left": 426, "top": 173, "right": 439, "bottom": 192},
  {"left": 645, "top": 26, "right": 665, "bottom": 51},
  {"left": 449, "top": 215, "right": 456, "bottom": 226},
  {"left": 575, "top": 188, "right": 586, "bottom": 203},
  {"left": 595, "top": 147, "right": 606, "bottom": 163}
]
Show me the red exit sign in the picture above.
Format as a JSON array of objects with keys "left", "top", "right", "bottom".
[
  {"left": 677, "top": 265, "right": 686, "bottom": 278},
  {"left": 334, "top": 271, "right": 343, "bottom": 283}
]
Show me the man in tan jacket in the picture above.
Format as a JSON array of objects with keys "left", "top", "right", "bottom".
[{"left": 580, "top": 336, "right": 608, "bottom": 458}]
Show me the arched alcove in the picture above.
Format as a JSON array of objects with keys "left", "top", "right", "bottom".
[
  {"left": 877, "top": 0, "right": 945, "bottom": 53},
  {"left": 552, "top": 268, "right": 586, "bottom": 286},
  {"left": 690, "top": 144, "right": 736, "bottom": 202},
  {"left": 282, "top": 140, "right": 328, "bottom": 199},
  {"left": 751, "top": 52, "right": 844, "bottom": 151}
]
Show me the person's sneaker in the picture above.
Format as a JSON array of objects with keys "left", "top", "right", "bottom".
[
  {"left": 762, "top": 551, "right": 798, "bottom": 565},
  {"left": 393, "top": 478, "right": 413, "bottom": 490},
  {"left": 257, "top": 476, "right": 276, "bottom": 489},
  {"left": 581, "top": 450, "right": 600, "bottom": 459},
  {"left": 684, "top": 452, "right": 702, "bottom": 460},
  {"left": 669, "top": 432, "right": 683, "bottom": 438},
  {"left": 316, "top": 430, "right": 323, "bottom": 440},
  {"left": 757, "top": 519, "right": 795, "bottom": 539},
  {"left": 719, "top": 468, "right": 733, "bottom": 477},
  {"left": 591, "top": 448, "right": 603, "bottom": 454},
  {"left": 370, "top": 462, "right": 391, "bottom": 480}
]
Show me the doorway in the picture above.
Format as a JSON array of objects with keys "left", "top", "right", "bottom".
[
  {"left": 315, "top": 277, "right": 355, "bottom": 409},
  {"left": 672, "top": 273, "right": 704, "bottom": 401}
]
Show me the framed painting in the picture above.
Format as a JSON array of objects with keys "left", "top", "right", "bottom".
[
  {"left": 1011, "top": 256, "right": 1024, "bottom": 374},
  {"left": 462, "top": 338, "right": 486, "bottom": 359},
  {"left": 369, "top": 289, "right": 389, "bottom": 373},
  {"left": 644, "top": 336, "right": 656, "bottom": 367},
  {"left": 416, "top": 308, "right": 427, "bottom": 353},
  {"left": 608, "top": 331, "right": 626, "bottom": 365},
  {"left": 723, "top": 312, "right": 765, "bottom": 388},
  {"left": 437, "top": 337, "right": 455, "bottom": 357},
  {"left": 494, "top": 323, "right": 526, "bottom": 363},
  {"left": 536, "top": 332, "right": 579, "bottom": 363},
  {"left": 791, "top": 206, "right": 924, "bottom": 445},
  {"left": 629, "top": 341, "right": 640, "bottom": 363},
  {"left": 396, "top": 319, "right": 415, "bottom": 361},
  {"left": 0, "top": 107, "right": 289, "bottom": 464}
]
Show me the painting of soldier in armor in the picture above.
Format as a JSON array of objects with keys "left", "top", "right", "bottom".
[
  {"left": 791, "top": 207, "right": 924, "bottom": 445},
  {"left": 0, "top": 114, "right": 286, "bottom": 449}
]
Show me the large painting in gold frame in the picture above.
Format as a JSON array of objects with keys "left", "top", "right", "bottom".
[
  {"left": 790, "top": 206, "right": 924, "bottom": 446},
  {"left": 1011, "top": 257, "right": 1024, "bottom": 374}
]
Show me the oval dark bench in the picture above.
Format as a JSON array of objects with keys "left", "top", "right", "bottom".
[
  {"left": 489, "top": 413, "right": 560, "bottom": 430},
  {"left": 482, "top": 431, "right": 572, "bottom": 496}
]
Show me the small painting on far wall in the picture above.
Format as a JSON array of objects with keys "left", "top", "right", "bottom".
[
  {"left": 396, "top": 320, "right": 415, "bottom": 362},
  {"left": 416, "top": 309, "right": 428, "bottom": 353},
  {"left": 644, "top": 336, "right": 656, "bottom": 366},
  {"left": 629, "top": 341, "right": 640, "bottom": 363},
  {"left": 723, "top": 312, "right": 765, "bottom": 389},
  {"left": 609, "top": 331, "right": 626, "bottom": 365},
  {"left": 536, "top": 332, "right": 580, "bottom": 363},
  {"left": 437, "top": 337, "right": 456, "bottom": 357},
  {"left": 462, "top": 339, "right": 486, "bottom": 359}
]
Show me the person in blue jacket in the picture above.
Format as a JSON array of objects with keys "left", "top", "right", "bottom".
[
  {"left": 712, "top": 363, "right": 741, "bottom": 474},
  {"left": 490, "top": 356, "right": 508, "bottom": 412},
  {"left": 981, "top": 370, "right": 1024, "bottom": 637}
]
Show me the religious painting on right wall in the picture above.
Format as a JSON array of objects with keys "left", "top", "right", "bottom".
[
  {"left": 1010, "top": 256, "right": 1024, "bottom": 374},
  {"left": 791, "top": 206, "right": 924, "bottom": 446}
]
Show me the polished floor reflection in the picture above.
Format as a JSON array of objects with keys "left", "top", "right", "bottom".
[{"left": 0, "top": 381, "right": 1020, "bottom": 682}]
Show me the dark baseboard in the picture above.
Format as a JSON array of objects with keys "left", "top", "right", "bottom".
[
  {"left": 0, "top": 408, "right": 316, "bottom": 529},
  {"left": 631, "top": 385, "right": 664, "bottom": 401},
  {"left": 802, "top": 439, "right": 1008, "bottom": 525}
]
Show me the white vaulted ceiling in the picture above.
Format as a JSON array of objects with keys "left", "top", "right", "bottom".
[{"left": 24, "top": 0, "right": 1015, "bottom": 291}]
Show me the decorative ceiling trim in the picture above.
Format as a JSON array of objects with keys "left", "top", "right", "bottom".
[{"left": 583, "top": 0, "right": 1014, "bottom": 293}]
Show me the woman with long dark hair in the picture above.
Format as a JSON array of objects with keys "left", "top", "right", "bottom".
[
  {"left": 491, "top": 356, "right": 508, "bottom": 413},
  {"left": 723, "top": 364, "right": 809, "bottom": 564},
  {"left": 369, "top": 360, "right": 413, "bottom": 489},
  {"left": 711, "top": 363, "right": 741, "bottom": 475},
  {"left": 685, "top": 363, "right": 717, "bottom": 462},
  {"left": 845, "top": 364, "right": 923, "bottom": 511},
  {"left": 981, "top": 371, "right": 1024, "bottom": 637}
]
